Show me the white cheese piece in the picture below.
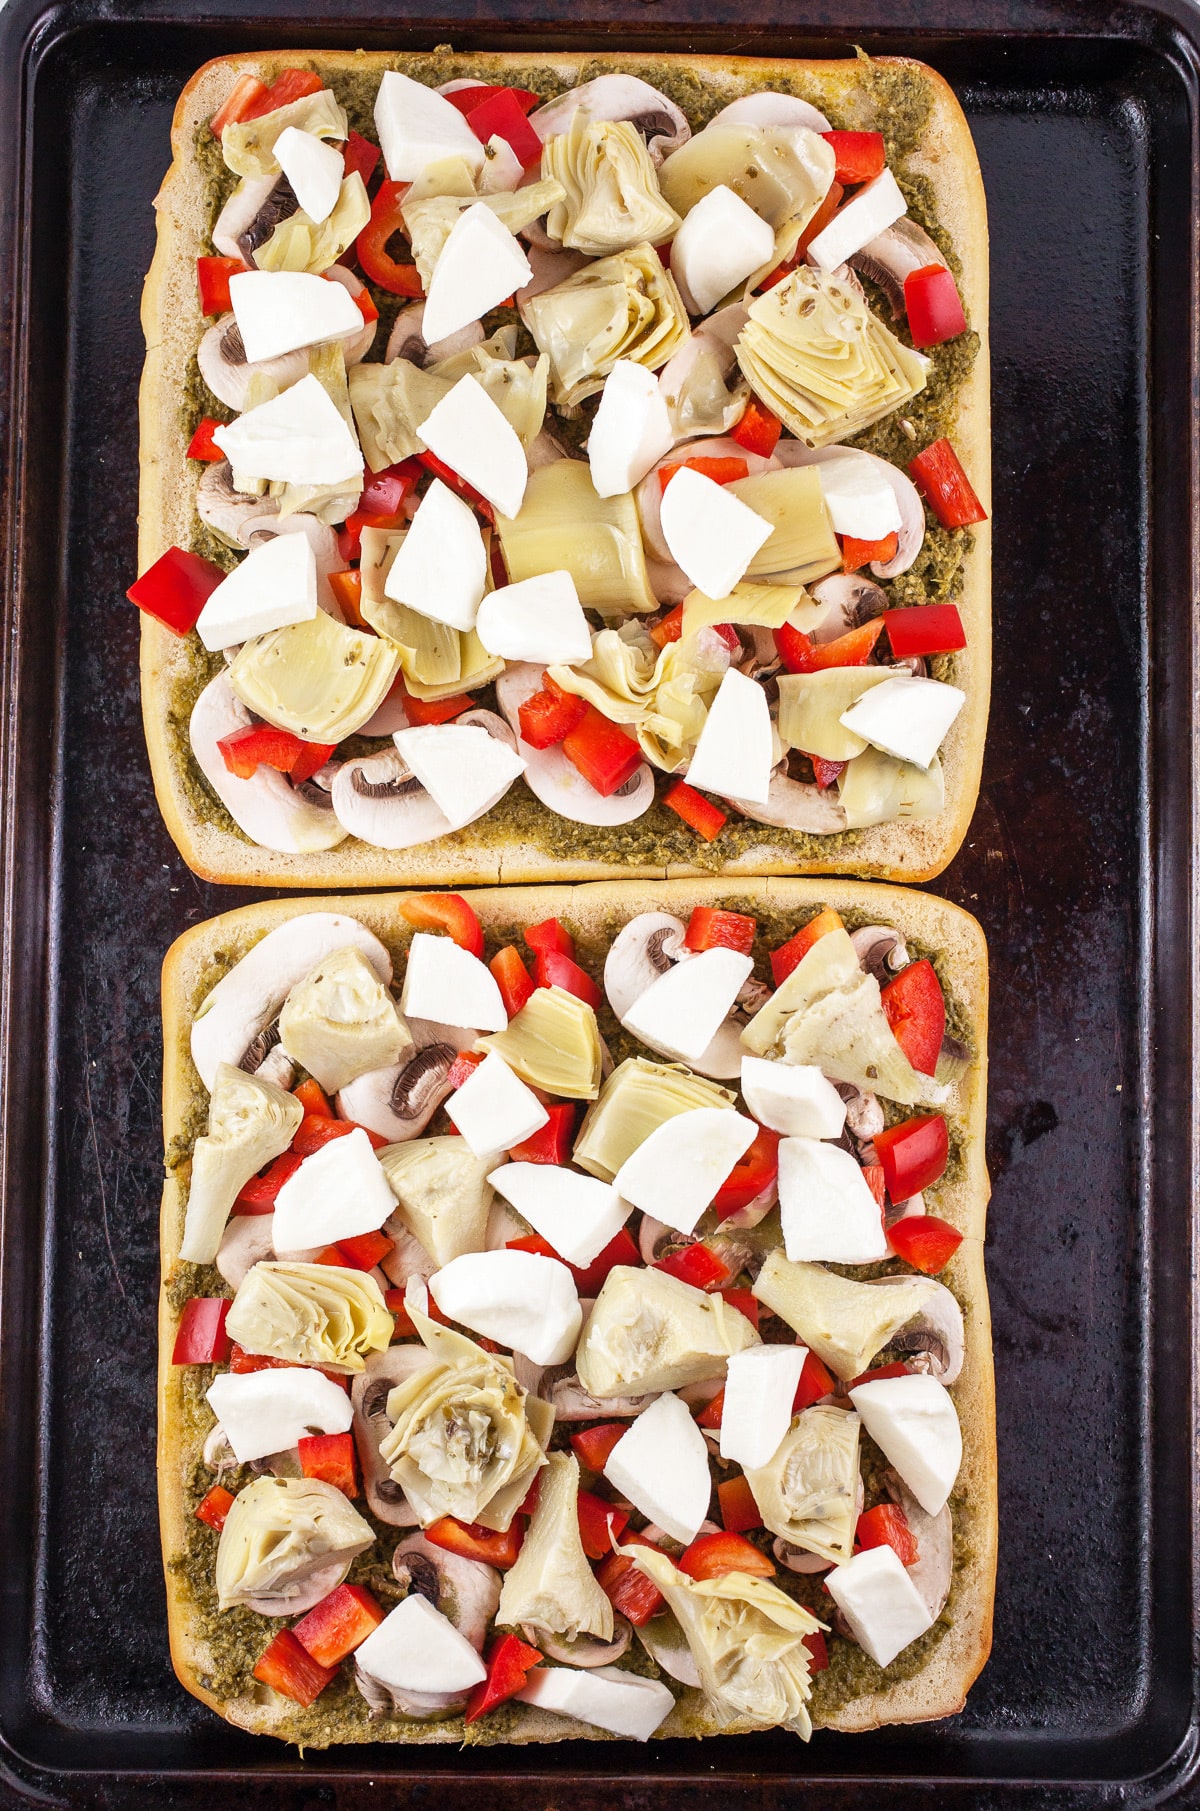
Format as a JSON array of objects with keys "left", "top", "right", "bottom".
[
  {"left": 603, "top": 1392, "right": 712, "bottom": 1543},
  {"left": 423, "top": 202, "right": 533, "bottom": 344},
  {"left": 849, "top": 1374, "right": 962, "bottom": 1516},
  {"left": 228, "top": 270, "right": 363, "bottom": 364},
  {"left": 719, "top": 1343, "right": 808, "bottom": 1469},
  {"left": 383, "top": 479, "right": 487, "bottom": 631},
  {"left": 621, "top": 944, "right": 754, "bottom": 1064},
  {"left": 429, "top": 1247, "right": 581, "bottom": 1363},
  {"left": 272, "top": 126, "right": 345, "bottom": 225},
  {"left": 393, "top": 723, "right": 525, "bottom": 829},
  {"left": 818, "top": 454, "right": 904, "bottom": 541},
  {"left": 374, "top": 70, "right": 486, "bottom": 183},
  {"left": 839, "top": 675, "right": 966, "bottom": 771},
  {"left": 475, "top": 571, "right": 593, "bottom": 665},
  {"left": 778, "top": 1136, "right": 888, "bottom": 1264},
  {"left": 824, "top": 1545, "right": 934, "bottom": 1667},
  {"left": 479, "top": 133, "right": 524, "bottom": 194},
  {"left": 487, "top": 1162, "right": 631, "bottom": 1268},
  {"left": 659, "top": 465, "right": 773, "bottom": 600},
  {"left": 445, "top": 1051, "right": 549, "bottom": 1158},
  {"left": 613, "top": 1106, "right": 758, "bottom": 1236},
  {"left": 206, "top": 1367, "right": 353, "bottom": 1465},
  {"left": 671, "top": 183, "right": 776, "bottom": 315},
  {"left": 271, "top": 1127, "right": 398, "bottom": 1250},
  {"left": 587, "top": 360, "right": 675, "bottom": 499},
  {"left": 516, "top": 1663, "right": 674, "bottom": 1741},
  {"left": 400, "top": 932, "right": 508, "bottom": 1032},
  {"left": 195, "top": 531, "right": 318, "bottom": 652},
  {"left": 807, "top": 169, "right": 908, "bottom": 273},
  {"left": 213, "top": 374, "right": 363, "bottom": 488},
  {"left": 418, "top": 374, "right": 528, "bottom": 518},
  {"left": 739, "top": 1057, "right": 847, "bottom": 1139},
  {"left": 355, "top": 1593, "right": 487, "bottom": 1693},
  {"left": 685, "top": 667, "right": 774, "bottom": 805}
]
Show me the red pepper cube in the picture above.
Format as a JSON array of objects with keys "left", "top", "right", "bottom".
[
  {"left": 185, "top": 417, "right": 227, "bottom": 462},
  {"left": 298, "top": 1430, "right": 358, "bottom": 1497},
  {"left": 342, "top": 129, "right": 381, "bottom": 186},
  {"left": 664, "top": 779, "right": 727, "bottom": 842},
  {"left": 336, "top": 1229, "right": 394, "bottom": 1271},
  {"left": 820, "top": 130, "right": 886, "bottom": 185},
  {"left": 560, "top": 705, "right": 642, "bottom": 797},
  {"left": 595, "top": 1540, "right": 664, "bottom": 1626},
  {"left": 881, "top": 958, "right": 946, "bottom": 1077},
  {"left": 233, "top": 1150, "right": 303, "bottom": 1214},
  {"left": 683, "top": 906, "right": 756, "bottom": 956},
  {"left": 569, "top": 1226, "right": 641, "bottom": 1297},
  {"left": 887, "top": 1213, "right": 964, "bottom": 1274},
  {"left": 253, "top": 1629, "right": 337, "bottom": 1707},
  {"left": 874, "top": 1114, "right": 949, "bottom": 1201},
  {"left": 425, "top": 1515, "right": 523, "bottom": 1568},
  {"left": 730, "top": 398, "right": 782, "bottom": 458},
  {"left": 464, "top": 1631, "right": 544, "bottom": 1724},
  {"left": 908, "top": 438, "right": 987, "bottom": 530},
  {"left": 293, "top": 1583, "right": 386, "bottom": 1667},
  {"left": 904, "top": 263, "right": 967, "bottom": 348},
  {"left": 793, "top": 1349, "right": 836, "bottom": 1413},
  {"left": 717, "top": 1474, "right": 763, "bottom": 1534},
  {"left": 490, "top": 945, "right": 536, "bottom": 1019},
  {"left": 399, "top": 892, "right": 486, "bottom": 957},
  {"left": 127, "top": 546, "right": 226, "bottom": 637},
  {"left": 462, "top": 87, "right": 543, "bottom": 167},
  {"left": 720, "top": 1286, "right": 760, "bottom": 1329},
  {"left": 508, "top": 1102, "right": 575, "bottom": 1165},
  {"left": 532, "top": 947, "right": 601, "bottom": 1008},
  {"left": 804, "top": 1629, "right": 830, "bottom": 1673},
  {"left": 712, "top": 1124, "right": 780, "bottom": 1218},
  {"left": 568, "top": 1422, "right": 627, "bottom": 1473},
  {"left": 577, "top": 1488, "right": 630, "bottom": 1559},
  {"left": 653, "top": 1241, "right": 733, "bottom": 1292},
  {"left": 524, "top": 916, "right": 575, "bottom": 959},
  {"left": 196, "top": 254, "right": 245, "bottom": 315},
  {"left": 856, "top": 1502, "right": 919, "bottom": 1566},
  {"left": 695, "top": 1385, "right": 725, "bottom": 1430},
  {"left": 171, "top": 1297, "right": 231, "bottom": 1365},
  {"left": 883, "top": 603, "right": 967, "bottom": 660},
  {"left": 769, "top": 908, "right": 844, "bottom": 987},
  {"left": 679, "top": 1530, "right": 774, "bottom": 1581},
  {"left": 194, "top": 1484, "right": 235, "bottom": 1532}
]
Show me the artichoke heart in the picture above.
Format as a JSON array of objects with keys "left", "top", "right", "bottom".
[
  {"left": 542, "top": 117, "right": 681, "bottom": 257},
  {"left": 632, "top": 1546, "right": 824, "bottom": 1738},
  {"left": 838, "top": 745, "right": 946, "bottom": 829},
  {"left": 350, "top": 332, "right": 549, "bottom": 473},
  {"left": 180, "top": 1062, "right": 302, "bottom": 1265},
  {"left": 753, "top": 1253, "right": 944, "bottom": 1382},
  {"left": 681, "top": 582, "right": 811, "bottom": 641},
  {"left": 723, "top": 469, "right": 841, "bottom": 585},
  {"left": 736, "top": 266, "right": 928, "bottom": 448},
  {"left": 662, "top": 332, "right": 750, "bottom": 439},
  {"left": 225, "top": 1260, "right": 394, "bottom": 1373},
  {"left": 476, "top": 985, "right": 602, "bottom": 1101},
  {"left": 576, "top": 1265, "right": 759, "bottom": 1398},
  {"left": 659, "top": 122, "right": 834, "bottom": 235},
  {"left": 547, "top": 623, "right": 727, "bottom": 772},
  {"left": 379, "top": 1296, "right": 550, "bottom": 1530},
  {"left": 278, "top": 946, "right": 410, "bottom": 1093},
  {"left": 776, "top": 667, "right": 893, "bottom": 763},
  {"left": 496, "top": 461, "right": 658, "bottom": 618},
  {"left": 378, "top": 1136, "right": 494, "bottom": 1266},
  {"left": 402, "top": 180, "right": 565, "bottom": 287},
  {"left": 229, "top": 605, "right": 399, "bottom": 744},
  {"left": 745, "top": 1404, "right": 861, "bottom": 1564},
  {"left": 740, "top": 925, "right": 944, "bottom": 1106},
  {"left": 215, "top": 1475, "right": 374, "bottom": 1612},
  {"left": 254, "top": 173, "right": 370, "bottom": 275},
  {"left": 497, "top": 1452, "right": 614, "bottom": 1641},
  {"left": 221, "top": 89, "right": 348, "bottom": 179},
  {"left": 573, "top": 1056, "right": 736, "bottom": 1182},
  {"left": 522, "top": 242, "right": 688, "bottom": 407}
]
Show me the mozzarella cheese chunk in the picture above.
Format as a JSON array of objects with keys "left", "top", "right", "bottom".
[
  {"left": 587, "top": 360, "right": 675, "bottom": 499},
  {"left": 422, "top": 202, "right": 533, "bottom": 344},
  {"left": 213, "top": 374, "right": 363, "bottom": 488},
  {"left": 355, "top": 1593, "right": 487, "bottom": 1693},
  {"left": 671, "top": 183, "right": 776, "bottom": 315},
  {"left": 400, "top": 932, "right": 508, "bottom": 1031},
  {"left": 778, "top": 1136, "right": 889, "bottom": 1264},
  {"left": 418, "top": 374, "right": 528, "bottom": 518},
  {"left": 839, "top": 674, "right": 967, "bottom": 771},
  {"left": 272, "top": 126, "right": 345, "bottom": 225},
  {"left": 475, "top": 571, "right": 593, "bottom": 664},
  {"left": 393, "top": 723, "right": 525, "bottom": 829},
  {"left": 621, "top": 944, "right": 754, "bottom": 1064},
  {"left": 429, "top": 1247, "right": 581, "bottom": 1364},
  {"left": 374, "top": 70, "right": 486, "bottom": 183},
  {"left": 685, "top": 667, "right": 774, "bottom": 805},
  {"left": 228, "top": 270, "right": 363, "bottom": 365},
  {"left": 603, "top": 1392, "right": 712, "bottom": 1543},
  {"left": 849, "top": 1374, "right": 962, "bottom": 1515},
  {"left": 739, "top": 1057, "right": 847, "bottom": 1139},
  {"left": 383, "top": 479, "right": 487, "bottom": 631},
  {"left": 613, "top": 1106, "right": 758, "bottom": 1236},
  {"left": 445, "top": 1051, "right": 549, "bottom": 1157},
  {"left": 817, "top": 454, "right": 904, "bottom": 541},
  {"left": 516, "top": 1663, "right": 674, "bottom": 1741},
  {"left": 195, "top": 530, "right": 318, "bottom": 652},
  {"left": 824, "top": 1545, "right": 934, "bottom": 1667},
  {"left": 807, "top": 169, "right": 908, "bottom": 273},
  {"left": 206, "top": 1366, "right": 352, "bottom": 1465},
  {"left": 271, "top": 1126, "right": 398, "bottom": 1250},
  {"left": 487, "top": 1162, "right": 631, "bottom": 1268},
  {"left": 719, "top": 1343, "right": 808, "bottom": 1470},
  {"left": 659, "top": 465, "right": 773, "bottom": 600}
]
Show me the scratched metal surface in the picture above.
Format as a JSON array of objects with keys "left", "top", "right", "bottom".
[{"left": 0, "top": 1, "right": 1196, "bottom": 1806}]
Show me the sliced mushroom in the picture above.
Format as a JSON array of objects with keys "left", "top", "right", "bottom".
[
  {"left": 353, "top": 689, "right": 411, "bottom": 738},
  {"left": 886, "top": 1470, "right": 953, "bottom": 1620},
  {"left": 526, "top": 1618, "right": 632, "bottom": 1667},
  {"left": 253, "top": 1046, "right": 296, "bottom": 1090},
  {"left": 350, "top": 1345, "right": 437, "bottom": 1527},
  {"left": 196, "top": 460, "right": 280, "bottom": 549},
  {"left": 528, "top": 75, "right": 690, "bottom": 165},
  {"left": 837, "top": 1083, "right": 886, "bottom": 1146},
  {"left": 850, "top": 925, "right": 911, "bottom": 982},
  {"left": 385, "top": 299, "right": 486, "bottom": 368},
  {"left": 212, "top": 172, "right": 283, "bottom": 261},
  {"left": 656, "top": 308, "right": 750, "bottom": 442},
  {"left": 886, "top": 1191, "right": 926, "bottom": 1229},
  {"left": 722, "top": 760, "right": 848, "bottom": 835},
  {"left": 336, "top": 1019, "right": 472, "bottom": 1142},
  {"left": 189, "top": 672, "right": 351, "bottom": 856},
  {"left": 330, "top": 747, "right": 457, "bottom": 849},
  {"left": 849, "top": 217, "right": 948, "bottom": 319},
  {"left": 230, "top": 171, "right": 301, "bottom": 264},
  {"left": 496, "top": 665, "right": 656, "bottom": 827},
  {"left": 637, "top": 1611, "right": 703, "bottom": 1686},
  {"left": 737, "top": 624, "right": 782, "bottom": 682},
  {"left": 517, "top": 243, "right": 592, "bottom": 301},
  {"left": 379, "top": 1216, "right": 437, "bottom": 1290},
  {"left": 773, "top": 1537, "right": 833, "bottom": 1575},
  {"left": 713, "top": 1177, "right": 778, "bottom": 1232},
  {"left": 875, "top": 1277, "right": 964, "bottom": 1385},
  {"left": 602, "top": 912, "right": 746, "bottom": 1079},
  {"left": 806, "top": 571, "right": 890, "bottom": 644},
  {"left": 711, "top": 92, "right": 832, "bottom": 133},
  {"left": 773, "top": 442, "right": 926, "bottom": 582},
  {"left": 637, "top": 1213, "right": 676, "bottom": 1267},
  {"left": 197, "top": 316, "right": 311, "bottom": 413},
  {"left": 203, "top": 1423, "right": 237, "bottom": 1477},
  {"left": 356, "top": 1533, "right": 502, "bottom": 1719},
  {"left": 531, "top": 1359, "right": 655, "bottom": 1423},
  {"left": 215, "top": 1212, "right": 276, "bottom": 1290}
]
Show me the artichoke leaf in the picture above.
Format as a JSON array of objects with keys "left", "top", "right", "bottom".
[
  {"left": 476, "top": 985, "right": 602, "bottom": 1100},
  {"left": 576, "top": 1265, "right": 759, "bottom": 1398},
  {"left": 682, "top": 583, "right": 810, "bottom": 640},
  {"left": 573, "top": 1057, "right": 736, "bottom": 1181},
  {"left": 838, "top": 746, "right": 946, "bottom": 829},
  {"left": 215, "top": 1475, "right": 374, "bottom": 1612},
  {"left": 221, "top": 89, "right": 348, "bottom": 179},
  {"left": 497, "top": 1452, "right": 614, "bottom": 1641},
  {"left": 378, "top": 1136, "right": 495, "bottom": 1266},
  {"left": 229, "top": 606, "right": 399, "bottom": 743},
  {"left": 522, "top": 242, "right": 688, "bottom": 407},
  {"left": 659, "top": 121, "right": 834, "bottom": 235},
  {"left": 180, "top": 1062, "right": 302, "bottom": 1265},
  {"left": 496, "top": 461, "right": 659, "bottom": 617},
  {"left": 542, "top": 117, "right": 680, "bottom": 257},
  {"left": 724, "top": 469, "right": 841, "bottom": 585},
  {"left": 776, "top": 668, "right": 893, "bottom": 763},
  {"left": 254, "top": 173, "right": 370, "bottom": 275},
  {"left": 225, "top": 1260, "right": 394, "bottom": 1373},
  {"left": 744, "top": 1404, "right": 861, "bottom": 1564},
  {"left": 350, "top": 337, "right": 548, "bottom": 473},
  {"left": 547, "top": 623, "right": 727, "bottom": 772},
  {"left": 402, "top": 180, "right": 565, "bottom": 287},
  {"left": 359, "top": 527, "right": 463, "bottom": 688},
  {"left": 278, "top": 945, "right": 411, "bottom": 1093},
  {"left": 752, "top": 1254, "right": 944, "bottom": 1382}
]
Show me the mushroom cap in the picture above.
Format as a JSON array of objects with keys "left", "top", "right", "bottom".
[
  {"left": 350, "top": 1345, "right": 436, "bottom": 1527},
  {"left": 709, "top": 92, "right": 831, "bottom": 133},
  {"left": 872, "top": 1276, "right": 965, "bottom": 1386},
  {"left": 849, "top": 217, "right": 948, "bottom": 319},
  {"left": 335, "top": 1017, "right": 473, "bottom": 1141},
  {"left": 636, "top": 434, "right": 776, "bottom": 564},
  {"left": 189, "top": 673, "right": 351, "bottom": 859},
  {"left": 850, "top": 924, "right": 911, "bottom": 982},
  {"left": 495, "top": 665, "right": 656, "bottom": 827},
  {"left": 526, "top": 1617, "right": 633, "bottom": 1667},
  {"left": 721, "top": 761, "right": 848, "bottom": 836},
  {"left": 603, "top": 913, "right": 687, "bottom": 1020},
  {"left": 528, "top": 75, "right": 691, "bottom": 166},
  {"left": 805, "top": 570, "right": 890, "bottom": 644},
  {"left": 195, "top": 460, "right": 280, "bottom": 550},
  {"left": 885, "top": 1470, "right": 953, "bottom": 1619},
  {"left": 385, "top": 298, "right": 486, "bottom": 368}
]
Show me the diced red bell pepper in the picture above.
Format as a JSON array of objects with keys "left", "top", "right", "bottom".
[
  {"left": 417, "top": 450, "right": 494, "bottom": 521},
  {"left": 658, "top": 454, "right": 750, "bottom": 493},
  {"left": 342, "top": 129, "right": 381, "bottom": 186},
  {"left": 645, "top": 602, "right": 739, "bottom": 653},
  {"left": 561, "top": 705, "right": 642, "bottom": 797},
  {"left": 795, "top": 179, "right": 845, "bottom": 262},
  {"left": 337, "top": 1229, "right": 394, "bottom": 1271},
  {"left": 717, "top": 1474, "right": 763, "bottom": 1534},
  {"left": 363, "top": 459, "right": 421, "bottom": 517},
  {"left": 532, "top": 947, "right": 601, "bottom": 1008},
  {"left": 862, "top": 1163, "right": 887, "bottom": 1211},
  {"left": 446, "top": 1050, "right": 486, "bottom": 1091},
  {"left": 721, "top": 1287, "right": 760, "bottom": 1330},
  {"left": 874, "top": 1114, "right": 949, "bottom": 1199},
  {"left": 385, "top": 1289, "right": 418, "bottom": 1336},
  {"left": 444, "top": 83, "right": 541, "bottom": 117},
  {"left": 399, "top": 892, "right": 485, "bottom": 958},
  {"left": 172, "top": 1298, "right": 232, "bottom": 1365},
  {"left": 804, "top": 1630, "right": 830, "bottom": 1673},
  {"left": 127, "top": 546, "right": 226, "bottom": 637},
  {"left": 525, "top": 917, "right": 575, "bottom": 959},
  {"left": 298, "top": 1431, "right": 358, "bottom": 1497},
  {"left": 682, "top": 907, "right": 756, "bottom": 956},
  {"left": 577, "top": 1488, "right": 630, "bottom": 1559},
  {"left": 210, "top": 73, "right": 270, "bottom": 136},
  {"left": 347, "top": 282, "right": 379, "bottom": 325},
  {"left": 884, "top": 603, "right": 967, "bottom": 659},
  {"left": 327, "top": 568, "right": 367, "bottom": 631},
  {"left": 227, "top": 1345, "right": 349, "bottom": 1388},
  {"left": 194, "top": 1484, "right": 235, "bottom": 1532},
  {"left": 293, "top": 1078, "right": 334, "bottom": 1117},
  {"left": 253, "top": 1629, "right": 337, "bottom": 1707},
  {"left": 908, "top": 438, "right": 987, "bottom": 530},
  {"left": 464, "top": 1632, "right": 544, "bottom": 1725},
  {"left": 696, "top": 1385, "right": 725, "bottom": 1430},
  {"left": 397, "top": 680, "right": 476, "bottom": 726},
  {"left": 292, "top": 1114, "right": 386, "bottom": 1155},
  {"left": 842, "top": 531, "right": 899, "bottom": 573},
  {"left": 490, "top": 945, "right": 536, "bottom": 1019},
  {"left": 793, "top": 1349, "right": 836, "bottom": 1412},
  {"left": 570, "top": 1226, "right": 641, "bottom": 1298},
  {"left": 881, "top": 958, "right": 946, "bottom": 1076},
  {"left": 315, "top": 1244, "right": 352, "bottom": 1267},
  {"left": 809, "top": 753, "right": 847, "bottom": 790},
  {"left": 196, "top": 254, "right": 244, "bottom": 316},
  {"left": 569, "top": 1423, "right": 627, "bottom": 1473},
  {"left": 664, "top": 779, "right": 727, "bottom": 842},
  {"left": 770, "top": 907, "right": 845, "bottom": 987},
  {"left": 679, "top": 1531, "right": 774, "bottom": 1581},
  {"left": 774, "top": 618, "right": 883, "bottom": 674},
  {"left": 356, "top": 180, "right": 422, "bottom": 295},
  {"left": 712, "top": 1125, "right": 780, "bottom": 1218},
  {"left": 731, "top": 397, "right": 782, "bottom": 458},
  {"left": 506, "top": 1234, "right": 558, "bottom": 1262},
  {"left": 888, "top": 1213, "right": 964, "bottom": 1274},
  {"left": 508, "top": 1102, "right": 575, "bottom": 1165},
  {"left": 904, "top": 263, "right": 967, "bottom": 348},
  {"left": 186, "top": 417, "right": 227, "bottom": 462},
  {"left": 820, "top": 130, "right": 887, "bottom": 185},
  {"left": 848, "top": 1360, "right": 910, "bottom": 1389},
  {"left": 233, "top": 1151, "right": 303, "bottom": 1214},
  {"left": 654, "top": 1241, "right": 734, "bottom": 1291},
  {"left": 257, "top": 69, "right": 325, "bottom": 114},
  {"left": 461, "top": 87, "right": 543, "bottom": 166},
  {"left": 293, "top": 1583, "right": 386, "bottom": 1667},
  {"left": 517, "top": 681, "right": 588, "bottom": 749},
  {"left": 425, "top": 1515, "right": 524, "bottom": 1569},
  {"left": 596, "top": 1537, "right": 666, "bottom": 1626},
  {"left": 217, "top": 724, "right": 336, "bottom": 786},
  {"left": 856, "top": 1502, "right": 919, "bottom": 1566}
]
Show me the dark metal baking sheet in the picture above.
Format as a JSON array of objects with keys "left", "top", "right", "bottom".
[{"left": 0, "top": 0, "right": 1197, "bottom": 1804}]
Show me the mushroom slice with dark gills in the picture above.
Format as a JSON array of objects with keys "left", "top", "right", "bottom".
[
  {"left": 211, "top": 170, "right": 301, "bottom": 265},
  {"left": 197, "top": 267, "right": 374, "bottom": 412},
  {"left": 512, "top": 1349, "right": 655, "bottom": 1423},
  {"left": 495, "top": 664, "right": 656, "bottom": 828},
  {"left": 351, "top": 1344, "right": 437, "bottom": 1527},
  {"left": 189, "top": 673, "right": 351, "bottom": 858},
  {"left": 356, "top": 1533, "right": 501, "bottom": 1719},
  {"left": 850, "top": 216, "right": 949, "bottom": 320},
  {"left": 528, "top": 75, "right": 690, "bottom": 167},
  {"left": 850, "top": 924, "right": 911, "bottom": 983},
  {"left": 336, "top": 1018, "right": 476, "bottom": 1142},
  {"left": 329, "top": 747, "right": 455, "bottom": 849},
  {"left": 721, "top": 756, "right": 850, "bottom": 837},
  {"left": 805, "top": 571, "right": 889, "bottom": 643},
  {"left": 196, "top": 460, "right": 280, "bottom": 548},
  {"left": 753, "top": 1255, "right": 964, "bottom": 1386},
  {"left": 384, "top": 298, "right": 486, "bottom": 368}
]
